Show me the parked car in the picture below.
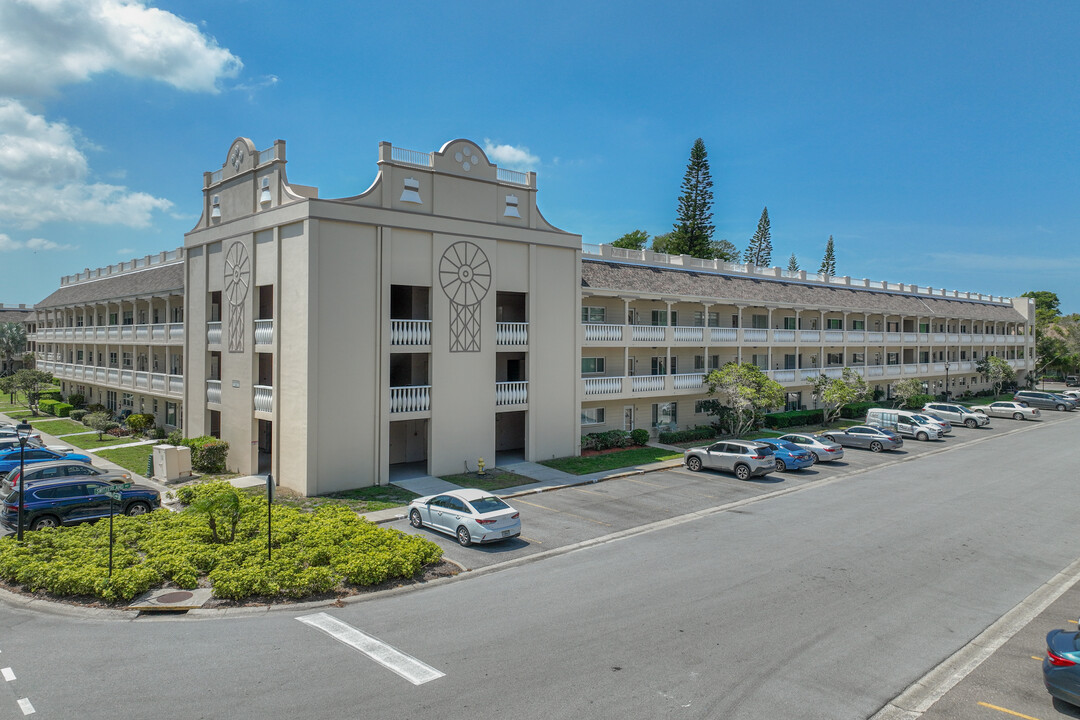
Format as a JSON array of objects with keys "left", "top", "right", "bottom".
[
  {"left": 1013, "top": 390, "right": 1076, "bottom": 412},
  {"left": 822, "top": 425, "right": 904, "bottom": 452},
  {"left": 912, "top": 412, "right": 952, "bottom": 435},
  {"left": 2, "top": 460, "right": 130, "bottom": 496},
  {"left": 755, "top": 439, "right": 815, "bottom": 472},
  {"left": 0, "top": 428, "right": 43, "bottom": 446},
  {"left": 921, "top": 402, "right": 990, "bottom": 428},
  {"left": 1066, "top": 375, "right": 1079, "bottom": 387},
  {"left": 970, "top": 401, "right": 1041, "bottom": 421},
  {"left": 1044, "top": 626, "right": 1080, "bottom": 708},
  {"left": 408, "top": 488, "right": 521, "bottom": 547},
  {"left": 684, "top": 440, "right": 775, "bottom": 480},
  {"left": 0, "top": 477, "right": 160, "bottom": 532},
  {"left": 0, "top": 447, "right": 92, "bottom": 477},
  {"left": 776, "top": 433, "right": 845, "bottom": 462},
  {"left": 864, "top": 409, "right": 942, "bottom": 441},
  {"left": 1060, "top": 390, "right": 1080, "bottom": 403}
]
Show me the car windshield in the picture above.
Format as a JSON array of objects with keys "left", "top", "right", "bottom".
[
  {"left": 774, "top": 440, "right": 802, "bottom": 452},
  {"left": 469, "top": 496, "right": 511, "bottom": 514}
]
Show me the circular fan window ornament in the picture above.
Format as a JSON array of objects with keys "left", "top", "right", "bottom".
[
  {"left": 224, "top": 242, "right": 250, "bottom": 352},
  {"left": 439, "top": 241, "right": 490, "bottom": 352}
]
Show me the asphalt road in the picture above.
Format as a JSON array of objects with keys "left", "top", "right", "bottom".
[{"left": 0, "top": 411, "right": 1076, "bottom": 719}]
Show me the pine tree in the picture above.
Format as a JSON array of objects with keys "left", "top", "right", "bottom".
[
  {"left": 670, "top": 138, "right": 716, "bottom": 258},
  {"left": 787, "top": 253, "right": 799, "bottom": 272},
  {"left": 818, "top": 235, "right": 836, "bottom": 275},
  {"left": 743, "top": 207, "right": 772, "bottom": 266}
]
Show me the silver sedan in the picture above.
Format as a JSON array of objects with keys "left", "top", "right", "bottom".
[
  {"left": 970, "top": 401, "right": 1041, "bottom": 421},
  {"left": 408, "top": 488, "right": 521, "bottom": 547},
  {"left": 777, "top": 433, "right": 846, "bottom": 462}
]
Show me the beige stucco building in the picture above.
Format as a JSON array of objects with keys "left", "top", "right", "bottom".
[{"left": 26, "top": 135, "right": 1036, "bottom": 496}]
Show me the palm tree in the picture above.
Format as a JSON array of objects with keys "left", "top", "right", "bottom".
[{"left": 0, "top": 323, "right": 27, "bottom": 375}]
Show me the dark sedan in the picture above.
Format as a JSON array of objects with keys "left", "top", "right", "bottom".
[
  {"left": 1045, "top": 627, "right": 1080, "bottom": 708},
  {"left": 1, "top": 477, "right": 161, "bottom": 532},
  {"left": 821, "top": 425, "right": 904, "bottom": 453}
]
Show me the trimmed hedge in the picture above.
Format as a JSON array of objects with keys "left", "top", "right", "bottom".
[
  {"left": 630, "top": 428, "right": 650, "bottom": 446},
  {"left": 763, "top": 409, "right": 824, "bottom": 429},
  {"left": 39, "top": 399, "right": 73, "bottom": 416},
  {"left": 900, "top": 393, "right": 934, "bottom": 410},
  {"left": 659, "top": 425, "right": 717, "bottom": 444},
  {"left": 838, "top": 402, "right": 875, "bottom": 419},
  {"left": 38, "top": 399, "right": 59, "bottom": 415},
  {"left": 581, "top": 429, "right": 635, "bottom": 451},
  {"left": 52, "top": 402, "right": 73, "bottom": 418},
  {"left": 70, "top": 409, "right": 88, "bottom": 422},
  {"left": 38, "top": 390, "right": 62, "bottom": 402}
]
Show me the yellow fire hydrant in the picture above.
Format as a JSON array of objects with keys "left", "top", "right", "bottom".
[{"left": 477, "top": 457, "right": 486, "bottom": 476}]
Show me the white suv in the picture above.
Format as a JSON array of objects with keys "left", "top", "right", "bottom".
[{"left": 921, "top": 402, "right": 990, "bottom": 429}]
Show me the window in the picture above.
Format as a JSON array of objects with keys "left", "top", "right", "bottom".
[
  {"left": 731, "top": 314, "right": 740, "bottom": 328},
  {"left": 581, "top": 306, "right": 606, "bottom": 324},
  {"left": 751, "top": 354, "right": 768, "bottom": 370},
  {"left": 919, "top": 322, "right": 930, "bottom": 333},
  {"left": 651, "top": 310, "right": 670, "bottom": 326},
  {"left": 961, "top": 324, "right": 968, "bottom": 333},
  {"left": 887, "top": 321, "right": 900, "bottom": 332},
  {"left": 709, "top": 355, "right": 720, "bottom": 370},
  {"left": 122, "top": 352, "right": 132, "bottom": 368},
  {"left": 651, "top": 357, "right": 666, "bottom": 375},
  {"left": 581, "top": 407, "right": 605, "bottom": 425},
  {"left": 751, "top": 314, "right": 768, "bottom": 329},
  {"left": 109, "top": 352, "right": 118, "bottom": 367},
  {"left": 827, "top": 353, "right": 843, "bottom": 365},
  {"left": 887, "top": 352, "right": 899, "bottom": 365},
  {"left": 122, "top": 311, "right": 133, "bottom": 325},
  {"left": 581, "top": 357, "right": 605, "bottom": 374},
  {"left": 919, "top": 351, "right": 930, "bottom": 363},
  {"left": 783, "top": 317, "right": 797, "bottom": 330},
  {"left": 850, "top": 319, "right": 865, "bottom": 330},
  {"left": 106, "top": 391, "right": 117, "bottom": 411},
  {"left": 692, "top": 311, "right": 720, "bottom": 327},
  {"left": 652, "top": 402, "right": 677, "bottom": 428},
  {"left": 784, "top": 354, "right": 797, "bottom": 369},
  {"left": 851, "top": 353, "right": 864, "bottom": 364},
  {"left": 76, "top": 350, "right": 83, "bottom": 363},
  {"left": 694, "top": 355, "right": 705, "bottom": 370},
  {"left": 827, "top": 318, "right": 843, "bottom": 330},
  {"left": 122, "top": 393, "right": 134, "bottom": 409},
  {"left": 109, "top": 312, "right": 118, "bottom": 325},
  {"left": 694, "top": 400, "right": 712, "bottom": 413}
]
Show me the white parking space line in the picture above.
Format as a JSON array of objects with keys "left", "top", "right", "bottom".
[
  {"left": 296, "top": 612, "right": 444, "bottom": 685},
  {"left": 17, "top": 698, "right": 34, "bottom": 715},
  {"left": 1, "top": 668, "right": 14, "bottom": 681}
]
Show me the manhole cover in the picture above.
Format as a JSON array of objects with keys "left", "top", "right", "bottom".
[{"left": 155, "top": 591, "right": 194, "bottom": 603}]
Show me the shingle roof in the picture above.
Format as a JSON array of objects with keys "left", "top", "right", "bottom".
[
  {"left": 35, "top": 263, "right": 184, "bottom": 308},
  {"left": 581, "top": 260, "right": 1025, "bottom": 322},
  {"left": 0, "top": 308, "right": 32, "bottom": 323}
]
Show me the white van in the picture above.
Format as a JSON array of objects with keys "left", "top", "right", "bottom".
[{"left": 865, "top": 408, "right": 943, "bottom": 441}]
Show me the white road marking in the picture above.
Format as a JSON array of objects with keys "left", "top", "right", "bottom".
[
  {"left": 296, "top": 612, "right": 444, "bottom": 685},
  {"left": 17, "top": 698, "right": 33, "bottom": 715},
  {"left": 2, "top": 668, "right": 14, "bottom": 681}
]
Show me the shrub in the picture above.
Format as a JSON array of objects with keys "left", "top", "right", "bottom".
[
  {"left": 126, "top": 413, "right": 153, "bottom": 434},
  {"left": 630, "top": 428, "right": 650, "bottom": 446},
  {"left": 38, "top": 390, "right": 62, "bottom": 402},
  {"left": 900, "top": 393, "right": 934, "bottom": 410},
  {"left": 839, "top": 401, "right": 875, "bottom": 419},
  {"left": 38, "top": 399, "right": 59, "bottom": 416},
  {"left": 580, "top": 430, "right": 634, "bottom": 451},
  {"left": 67, "top": 393, "right": 86, "bottom": 408},
  {"left": 83, "top": 412, "right": 114, "bottom": 440},
  {"left": 184, "top": 436, "right": 230, "bottom": 473},
  {"left": 52, "top": 402, "right": 73, "bottom": 418},
  {"left": 86, "top": 403, "right": 108, "bottom": 414},
  {"left": 762, "top": 409, "right": 825, "bottom": 429},
  {"left": 659, "top": 425, "right": 717, "bottom": 444},
  {"left": 152, "top": 425, "right": 166, "bottom": 440},
  {"left": 70, "top": 409, "right": 88, "bottom": 422},
  {"left": 106, "top": 425, "right": 130, "bottom": 437}
]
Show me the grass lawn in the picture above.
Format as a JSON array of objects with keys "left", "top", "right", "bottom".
[
  {"left": 0, "top": 409, "right": 36, "bottom": 420},
  {"left": 28, "top": 418, "right": 87, "bottom": 436},
  {"left": 95, "top": 443, "right": 157, "bottom": 477},
  {"left": 440, "top": 471, "right": 535, "bottom": 492},
  {"left": 66, "top": 433, "right": 137, "bottom": 450},
  {"left": 246, "top": 484, "right": 418, "bottom": 513},
  {"left": 541, "top": 446, "right": 683, "bottom": 475}
]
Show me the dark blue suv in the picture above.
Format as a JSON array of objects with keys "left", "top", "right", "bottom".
[{"left": 1, "top": 477, "right": 161, "bottom": 532}]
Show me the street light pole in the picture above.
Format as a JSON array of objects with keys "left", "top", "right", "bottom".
[
  {"left": 944, "top": 360, "right": 951, "bottom": 401},
  {"left": 15, "top": 423, "right": 32, "bottom": 541}
]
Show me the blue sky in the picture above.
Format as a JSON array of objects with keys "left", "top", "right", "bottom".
[{"left": 2, "top": 1, "right": 1078, "bottom": 311}]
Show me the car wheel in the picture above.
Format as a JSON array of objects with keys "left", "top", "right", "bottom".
[
  {"left": 686, "top": 456, "right": 703, "bottom": 472},
  {"left": 823, "top": 434, "right": 836, "bottom": 442},
  {"left": 775, "top": 459, "right": 786, "bottom": 472},
  {"left": 30, "top": 515, "right": 59, "bottom": 531},
  {"left": 916, "top": 432, "right": 928, "bottom": 441},
  {"left": 125, "top": 501, "right": 150, "bottom": 516},
  {"left": 1013, "top": 412, "right": 1024, "bottom": 420},
  {"left": 409, "top": 509, "right": 422, "bottom": 528},
  {"left": 456, "top": 526, "right": 472, "bottom": 547},
  {"left": 811, "top": 452, "right": 820, "bottom": 462},
  {"left": 1057, "top": 404, "right": 1066, "bottom": 412},
  {"left": 734, "top": 464, "right": 751, "bottom": 481},
  {"left": 965, "top": 419, "right": 977, "bottom": 428},
  {"left": 870, "top": 441, "right": 883, "bottom": 453}
]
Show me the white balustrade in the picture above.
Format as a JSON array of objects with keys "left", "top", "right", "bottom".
[
  {"left": 207, "top": 379, "right": 222, "bottom": 404},
  {"left": 971, "top": 334, "right": 984, "bottom": 343},
  {"left": 495, "top": 381, "right": 528, "bottom": 405},
  {"left": 773, "top": 330, "right": 795, "bottom": 342},
  {"left": 207, "top": 322, "right": 222, "bottom": 345},
  {"left": 94, "top": 367, "right": 106, "bottom": 383},
  {"left": 960, "top": 334, "right": 972, "bottom": 343},
  {"left": 919, "top": 363, "right": 929, "bottom": 373},
  {"left": 918, "top": 333, "right": 929, "bottom": 343},
  {"left": 886, "top": 332, "right": 901, "bottom": 342},
  {"left": 151, "top": 373, "right": 166, "bottom": 391},
  {"left": 496, "top": 322, "right": 528, "bottom": 346},
  {"left": 135, "top": 325, "right": 149, "bottom": 341},
  {"left": 632, "top": 375, "right": 667, "bottom": 392},
  {"left": 885, "top": 366, "right": 901, "bottom": 376},
  {"left": 673, "top": 373, "right": 706, "bottom": 390},
  {"left": 390, "top": 385, "right": 430, "bottom": 413},
  {"left": 254, "top": 318, "right": 275, "bottom": 346},
  {"left": 824, "top": 367, "right": 844, "bottom": 378},
  {"left": 120, "top": 326, "right": 134, "bottom": 341},
  {"left": 868, "top": 366, "right": 884, "bottom": 377},
  {"left": 673, "top": 327, "right": 704, "bottom": 343},
  {"left": 824, "top": 331, "right": 844, "bottom": 343},
  {"left": 772, "top": 369, "right": 796, "bottom": 383},
  {"left": 902, "top": 364, "right": 918, "bottom": 375},
  {"left": 903, "top": 333, "right": 917, "bottom": 343},
  {"left": 632, "top": 326, "right": 667, "bottom": 342},
  {"left": 107, "top": 327, "right": 119, "bottom": 340},
  {"left": 121, "top": 369, "right": 133, "bottom": 384},
  {"left": 947, "top": 334, "right": 959, "bottom": 343},
  {"left": 168, "top": 375, "right": 184, "bottom": 394},
  {"left": 390, "top": 319, "right": 432, "bottom": 345},
  {"left": 933, "top": 333, "right": 946, "bottom": 342},
  {"left": 168, "top": 323, "right": 184, "bottom": 342},
  {"left": 710, "top": 327, "right": 738, "bottom": 342},
  {"left": 151, "top": 324, "right": 166, "bottom": 341},
  {"left": 742, "top": 329, "right": 768, "bottom": 342},
  {"left": 799, "top": 330, "right": 820, "bottom": 342},
  {"left": 583, "top": 324, "right": 624, "bottom": 342},
  {"left": 867, "top": 332, "right": 884, "bottom": 342},
  {"left": 847, "top": 331, "right": 865, "bottom": 343},
  {"left": 932, "top": 362, "right": 945, "bottom": 371},
  {"left": 959, "top": 361, "right": 973, "bottom": 371},
  {"left": 135, "top": 371, "right": 149, "bottom": 390},
  {"left": 583, "top": 377, "right": 623, "bottom": 395},
  {"left": 254, "top": 384, "right": 274, "bottom": 413},
  {"left": 107, "top": 368, "right": 119, "bottom": 384}
]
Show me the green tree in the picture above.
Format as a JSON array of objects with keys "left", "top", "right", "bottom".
[
  {"left": 1021, "top": 290, "right": 1060, "bottom": 326},
  {"left": 189, "top": 485, "right": 250, "bottom": 544},
  {"left": 83, "top": 412, "right": 116, "bottom": 440},
  {"left": 710, "top": 239, "right": 739, "bottom": 262},
  {"left": 807, "top": 368, "right": 871, "bottom": 425},
  {"left": 669, "top": 138, "right": 716, "bottom": 258},
  {"left": 0, "top": 322, "right": 26, "bottom": 375},
  {"left": 975, "top": 355, "right": 1015, "bottom": 397},
  {"left": 743, "top": 207, "right": 772, "bottom": 266},
  {"left": 612, "top": 229, "right": 649, "bottom": 250},
  {"left": 818, "top": 235, "right": 836, "bottom": 275},
  {"left": 787, "top": 253, "right": 800, "bottom": 272},
  {"left": 704, "top": 362, "right": 785, "bottom": 436},
  {"left": 650, "top": 232, "right": 679, "bottom": 254},
  {"left": 11, "top": 369, "right": 53, "bottom": 415},
  {"left": 891, "top": 378, "right": 927, "bottom": 408},
  {"left": 0, "top": 374, "right": 16, "bottom": 404}
]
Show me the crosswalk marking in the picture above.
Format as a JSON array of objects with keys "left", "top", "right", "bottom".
[
  {"left": 17, "top": 698, "right": 34, "bottom": 715},
  {"left": 297, "top": 612, "right": 444, "bottom": 685}
]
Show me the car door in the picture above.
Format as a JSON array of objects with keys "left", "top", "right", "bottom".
[
  {"left": 70, "top": 482, "right": 112, "bottom": 521},
  {"left": 425, "top": 496, "right": 451, "bottom": 532},
  {"left": 698, "top": 443, "right": 723, "bottom": 471},
  {"left": 440, "top": 497, "right": 469, "bottom": 532},
  {"left": 846, "top": 428, "right": 870, "bottom": 448}
]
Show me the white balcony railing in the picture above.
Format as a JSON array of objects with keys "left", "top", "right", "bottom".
[
  {"left": 886, "top": 332, "right": 902, "bottom": 342},
  {"left": 632, "top": 326, "right": 666, "bottom": 342},
  {"left": 847, "top": 331, "right": 865, "bottom": 343},
  {"left": 742, "top": 329, "right": 768, "bottom": 342},
  {"left": 583, "top": 324, "right": 624, "bottom": 342},
  {"left": 390, "top": 385, "right": 430, "bottom": 413},
  {"left": 253, "top": 385, "right": 274, "bottom": 413},
  {"left": 168, "top": 323, "right": 184, "bottom": 342},
  {"left": 772, "top": 369, "right": 797, "bottom": 382},
  {"left": 495, "top": 381, "right": 528, "bottom": 405},
  {"left": 710, "top": 327, "right": 738, "bottom": 343},
  {"left": 583, "top": 377, "right": 623, "bottom": 395},
  {"left": 254, "top": 319, "right": 275, "bottom": 346},
  {"left": 886, "top": 366, "right": 901, "bottom": 376},
  {"left": 867, "top": 332, "right": 884, "bottom": 342},
  {"left": 673, "top": 373, "right": 706, "bottom": 390},
  {"left": 903, "top": 333, "right": 917, "bottom": 343},
  {"left": 207, "top": 322, "right": 222, "bottom": 345},
  {"left": 824, "top": 331, "right": 844, "bottom": 343},
  {"left": 773, "top": 330, "right": 796, "bottom": 342},
  {"left": 902, "top": 364, "right": 918, "bottom": 375},
  {"left": 168, "top": 375, "right": 184, "bottom": 394},
  {"left": 631, "top": 375, "right": 666, "bottom": 392},
  {"left": 673, "top": 327, "right": 704, "bottom": 343},
  {"left": 207, "top": 379, "right": 222, "bottom": 404},
  {"left": 496, "top": 322, "right": 528, "bottom": 346},
  {"left": 390, "top": 319, "right": 431, "bottom": 346},
  {"left": 799, "top": 330, "right": 820, "bottom": 342}
]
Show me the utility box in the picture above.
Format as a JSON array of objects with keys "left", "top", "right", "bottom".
[{"left": 153, "top": 445, "right": 193, "bottom": 483}]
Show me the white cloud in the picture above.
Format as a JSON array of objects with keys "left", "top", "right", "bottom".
[
  {"left": 0, "top": 233, "right": 76, "bottom": 252},
  {"left": 0, "top": 99, "right": 172, "bottom": 228},
  {"left": 483, "top": 139, "right": 540, "bottom": 171},
  {"left": 0, "top": 0, "right": 242, "bottom": 96}
]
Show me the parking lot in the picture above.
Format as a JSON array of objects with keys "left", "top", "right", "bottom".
[{"left": 390, "top": 406, "right": 1079, "bottom": 572}]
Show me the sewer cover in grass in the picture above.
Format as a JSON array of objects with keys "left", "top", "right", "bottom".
[{"left": 128, "top": 587, "right": 214, "bottom": 612}]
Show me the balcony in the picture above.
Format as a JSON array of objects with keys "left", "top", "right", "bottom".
[
  {"left": 254, "top": 318, "right": 274, "bottom": 346},
  {"left": 495, "top": 381, "right": 528, "bottom": 406},
  {"left": 773, "top": 329, "right": 796, "bottom": 342},
  {"left": 254, "top": 385, "right": 274, "bottom": 413},
  {"left": 390, "top": 319, "right": 431, "bottom": 346},
  {"left": 800, "top": 330, "right": 821, "bottom": 342},
  {"left": 37, "top": 360, "right": 183, "bottom": 398},
  {"left": 631, "top": 326, "right": 666, "bottom": 343},
  {"left": 207, "top": 322, "right": 222, "bottom": 346},
  {"left": 390, "top": 385, "right": 430, "bottom": 413},
  {"left": 824, "top": 331, "right": 844, "bottom": 343},
  {"left": 583, "top": 324, "right": 624, "bottom": 342},
  {"left": 742, "top": 329, "right": 768, "bottom": 343},
  {"left": 207, "top": 379, "right": 222, "bottom": 404},
  {"left": 673, "top": 327, "right": 704, "bottom": 343},
  {"left": 496, "top": 322, "right": 528, "bottom": 346},
  {"left": 710, "top": 328, "right": 738, "bottom": 343}
]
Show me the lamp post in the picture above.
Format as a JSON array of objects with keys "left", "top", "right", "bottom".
[
  {"left": 944, "top": 360, "right": 951, "bottom": 401},
  {"left": 15, "top": 423, "right": 32, "bottom": 541}
]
